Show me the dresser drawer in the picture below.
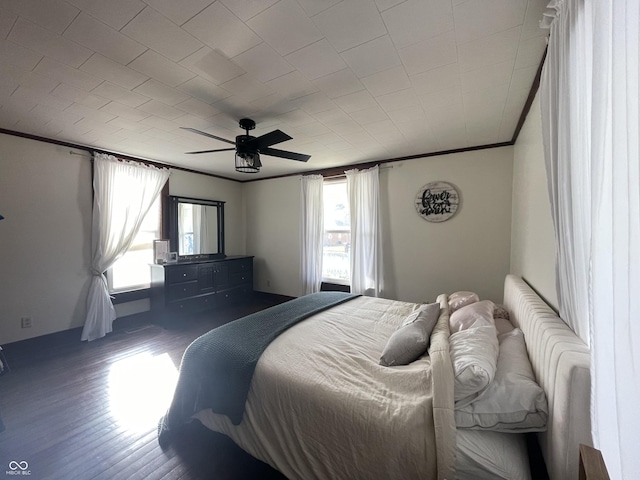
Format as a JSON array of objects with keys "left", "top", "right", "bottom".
[
  {"left": 166, "top": 281, "right": 199, "bottom": 301},
  {"left": 167, "top": 292, "right": 216, "bottom": 313},
  {"left": 165, "top": 265, "right": 198, "bottom": 284},
  {"left": 217, "top": 285, "right": 252, "bottom": 305},
  {"left": 166, "top": 296, "right": 202, "bottom": 315},
  {"left": 199, "top": 293, "right": 216, "bottom": 309},
  {"left": 231, "top": 272, "right": 252, "bottom": 286},
  {"left": 229, "top": 258, "right": 252, "bottom": 273}
]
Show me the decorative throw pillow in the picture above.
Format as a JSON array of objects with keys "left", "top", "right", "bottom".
[
  {"left": 450, "top": 325, "right": 500, "bottom": 405},
  {"left": 379, "top": 303, "right": 440, "bottom": 367},
  {"left": 448, "top": 291, "right": 479, "bottom": 313},
  {"left": 454, "top": 328, "right": 548, "bottom": 432},
  {"left": 493, "top": 303, "right": 510, "bottom": 320},
  {"left": 449, "top": 300, "right": 495, "bottom": 333},
  {"left": 401, "top": 302, "right": 440, "bottom": 326}
]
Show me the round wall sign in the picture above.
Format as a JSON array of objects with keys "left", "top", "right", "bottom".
[{"left": 415, "top": 181, "right": 460, "bottom": 222}]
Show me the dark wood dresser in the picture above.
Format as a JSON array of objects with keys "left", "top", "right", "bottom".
[{"left": 150, "top": 255, "right": 253, "bottom": 325}]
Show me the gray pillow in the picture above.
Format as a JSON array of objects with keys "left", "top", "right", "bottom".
[{"left": 379, "top": 303, "right": 440, "bottom": 367}]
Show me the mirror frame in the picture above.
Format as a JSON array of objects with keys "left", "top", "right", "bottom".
[{"left": 168, "top": 195, "right": 225, "bottom": 261}]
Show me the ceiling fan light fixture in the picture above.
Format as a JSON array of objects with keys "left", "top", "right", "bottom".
[{"left": 235, "top": 151, "right": 260, "bottom": 173}]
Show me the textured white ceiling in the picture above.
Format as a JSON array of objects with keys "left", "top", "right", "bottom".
[{"left": 0, "top": 0, "right": 548, "bottom": 180}]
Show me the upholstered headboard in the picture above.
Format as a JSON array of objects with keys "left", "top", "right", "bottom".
[{"left": 502, "top": 275, "right": 591, "bottom": 480}]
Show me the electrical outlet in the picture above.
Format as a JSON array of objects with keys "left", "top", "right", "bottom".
[{"left": 21, "top": 317, "right": 32, "bottom": 328}]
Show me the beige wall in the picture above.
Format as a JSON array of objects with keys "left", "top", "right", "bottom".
[
  {"left": 244, "top": 177, "right": 301, "bottom": 297},
  {"left": 510, "top": 94, "right": 558, "bottom": 308},
  {"left": 0, "top": 134, "right": 92, "bottom": 344},
  {"left": 384, "top": 147, "right": 513, "bottom": 303},
  {"left": 244, "top": 147, "right": 514, "bottom": 304}
]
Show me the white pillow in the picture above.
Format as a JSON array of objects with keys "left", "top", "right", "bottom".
[
  {"left": 494, "top": 317, "right": 515, "bottom": 335},
  {"left": 379, "top": 303, "right": 440, "bottom": 367},
  {"left": 449, "top": 300, "right": 495, "bottom": 333},
  {"left": 448, "top": 291, "right": 479, "bottom": 313},
  {"left": 450, "top": 325, "right": 499, "bottom": 406},
  {"left": 454, "top": 328, "right": 548, "bottom": 432}
]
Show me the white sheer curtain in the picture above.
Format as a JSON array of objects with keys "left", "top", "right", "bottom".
[
  {"left": 300, "top": 175, "right": 324, "bottom": 295},
  {"left": 81, "top": 153, "right": 170, "bottom": 341},
  {"left": 178, "top": 203, "right": 189, "bottom": 253},
  {"left": 192, "top": 204, "right": 208, "bottom": 254},
  {"left": 346, "top": 166, "right": 383, "bottom": 297},
  {"left": 540, "top": 0, "right": 592, "bottom": 345},
  {"left": 541, "top": 1, "right": 640, "bottom": 478}
]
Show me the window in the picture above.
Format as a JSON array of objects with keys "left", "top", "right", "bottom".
[
  {"left": 322, "top": 179, "right": 350, "bottom": 283},
  {"left": 108, "top": 195, "right": 162, "bottom": 293}
]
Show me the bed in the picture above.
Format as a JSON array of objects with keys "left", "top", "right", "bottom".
[{"left": 159, "top": 275, "right": 591, "bottom": 480}]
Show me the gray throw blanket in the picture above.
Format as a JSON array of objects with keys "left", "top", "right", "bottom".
[{"left": 158, "top": 291, "right": 359, "bottom": 445}]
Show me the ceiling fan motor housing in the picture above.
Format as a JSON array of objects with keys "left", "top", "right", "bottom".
[
  {"left": 236, "top": 135, "right": 257, "bottom": 154},
  {"left": 237, "top": 118, "right": 258, "bottom": 154}
]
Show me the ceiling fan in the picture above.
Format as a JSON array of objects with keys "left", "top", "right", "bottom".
[{"left": 181, "top": 118, "right": 311, "bottom": 173}]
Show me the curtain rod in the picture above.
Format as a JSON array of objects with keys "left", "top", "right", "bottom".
[
  {"left": 317, "top": 164, "right": 395, "bottom": 180},
  {"left": 68, "top": 149, "right": 152, "bottom": 165},
  {"left": 323, "top": 174, "right": 345, "bottom": 180}
]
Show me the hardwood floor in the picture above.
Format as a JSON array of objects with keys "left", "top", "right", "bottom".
[{"left": 0, "top": 295, "right": 290, "bottom": 480}]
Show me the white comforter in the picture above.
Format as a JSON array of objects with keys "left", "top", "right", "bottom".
[{"left": 195, "top": 295, "right": 455, "bottom": 480}]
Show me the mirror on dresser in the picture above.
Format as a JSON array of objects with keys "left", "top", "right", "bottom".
[{"left": 168, "top": 196, "right": 225, "bottom": 260}]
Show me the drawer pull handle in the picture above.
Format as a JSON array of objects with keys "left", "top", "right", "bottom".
[{"left": 183, "top": 273, "right": 187, "bottom": 277}]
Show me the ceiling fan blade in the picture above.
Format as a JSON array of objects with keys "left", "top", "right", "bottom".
[
  {"left": 185, "top": 148, "right": 236, "bottom": 154},
  {"left": 261, "top": 147, "right": 311, "bottom": 162},
  {"left": 180, "top": 127, "right": 235, "bottom": 145},
  {"left": 246, "top": 129, "right": 292, "bottom": 150}
]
